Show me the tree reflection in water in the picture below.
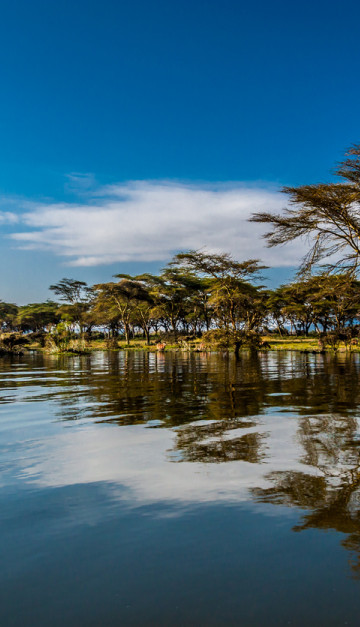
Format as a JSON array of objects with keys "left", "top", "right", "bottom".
[
  {"left": 2, "top": 350, "right": 360, "bottom": 577},
  {"left": 252, "top": 406, "right": 360, "bottom": 579},
  {"left": 176, "top": 420, "right": 266, "bottom": 463}
]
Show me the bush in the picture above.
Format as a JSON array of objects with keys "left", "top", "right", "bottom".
[
  {"left": 45, "top": 323, "right": 89, "bottom": 354},
  {"left": 202, "top": 329, "right": 268, "bottom": 352},
  {"left": 0, "top": 333, "right": 29, "bottom": 354}
]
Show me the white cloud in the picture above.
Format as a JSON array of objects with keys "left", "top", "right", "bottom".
[
  {"left": 8, "top": 180, "right": 305, "bottom": 267},
  {"left": 0, "top": 211, "right": 19, "bottom": 225},
  {"left": 17, "top": 411, "right": 315, "bottom": 508}
]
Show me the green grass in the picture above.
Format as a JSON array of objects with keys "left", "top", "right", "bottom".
[{"left": 25, "top": 335, "right": 360, "bottom": 353}]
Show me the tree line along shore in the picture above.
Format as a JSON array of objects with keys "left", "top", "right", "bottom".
[
  {"left": 2, "top": 143, "right": 360, "bottom": 356},
  {"left": 1, "top": 254, "right": 360, "bottom": 355}
]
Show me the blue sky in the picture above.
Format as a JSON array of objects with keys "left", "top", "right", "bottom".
[{"left": 1, "top": 0, "right": 360, "bottom": 302}]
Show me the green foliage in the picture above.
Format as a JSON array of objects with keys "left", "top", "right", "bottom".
[
  {"left": 46, "top": 322, "right": 72, "bottom": 352},
  {"left": 267, "top": 273, "right": 360, "bottom": 337},
  {"left": 49, "top": 278, "right": 92, "bottom": 304},
  {"left": 16, "top": 301, "right": 60, "bottom": 332},
  {"left": 202, "top": 328, "right": 267, "bottom": 352},
  {"left": 5, "top": 236, "right": 360, "bottom": 355},
  {"left": 0, "top": 333, "right": 29, "bottom": 354},
  {"left": 45, "top": 322, "right": 89, "bottom": 354},
  {"left": 250, "top": 144, "right": 360, "bottom": 274},
  {"left": 0, "top": 301, "right": 18, "bottom": 331}
]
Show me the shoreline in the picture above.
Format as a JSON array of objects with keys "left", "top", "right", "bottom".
[{"left": 21, "top": 336, "right": 360, "bottom": 355}]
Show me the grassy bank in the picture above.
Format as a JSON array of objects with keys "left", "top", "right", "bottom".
[{"left": 23, "top": 334, "right": 360, "bottom": 354}]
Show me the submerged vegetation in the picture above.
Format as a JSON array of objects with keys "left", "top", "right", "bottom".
[{"left": 2, "top": 144, "right": 360, "bottom": 355}]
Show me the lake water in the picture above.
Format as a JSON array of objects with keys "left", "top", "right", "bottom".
[{"left": 2, "top": 350, "right": 360, "bottom": 625}]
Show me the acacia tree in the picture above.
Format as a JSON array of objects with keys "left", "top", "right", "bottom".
[
  {"left": 276, "top": 282, "right": 316, "bottom": 336},
  {"left": 49, "top": 278, "right": 94, "bottom": 333},
  {"left": 94, "top": 278, "right": 152, "bottom": 344},
  {"left": 172, "top": 251, "right": 266, "bottom": 332},
  {"left": 131, "top": 300, "right": 157, "bottom": 345},
  {"left": 265, "top": 289, "right": 290, "bottom": 335},
  {"left": 115, "top": 275, "right": 157, "bottom": 344},
  {"left": 0, "top": 301, "right": 18, "bottom": 331},
  {"left": 134, "top": 270, "right": 196, "bottom": 341},
  {"left": 90, "top": 295, "right": 122, "bottom": 341},
  {"left": 265, "top": 274, "right": 360, "bottom": 337},
  {"left": 309, "top": 273, "right": 360, "bottom": 333},
  {"left": 182, "top": 276, "right": 214, "bottom": 334},
  {"left": 49, "top": 278, "right": 91, "bottom": 304},
  {"left": 250, "top": 144, "right": 360, "bottom": 274},
  {"left": 16, "top": 301, "right": 60, "bottom": 333}
]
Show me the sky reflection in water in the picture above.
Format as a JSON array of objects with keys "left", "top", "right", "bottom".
[{"left": 1, "top": 350, "right": 360, "bottom": 625}]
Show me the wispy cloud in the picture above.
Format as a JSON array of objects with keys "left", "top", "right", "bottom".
[
  {"left": 64, "top": 172, "right": 97, "bottom": 195},
  {"left": 0, "top": 211, "right": 19, "bottom": 225},
  {"left": 8, "top": 180, "right": 304, "bottom": 267}
]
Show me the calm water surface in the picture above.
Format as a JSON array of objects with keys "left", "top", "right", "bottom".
[{"left": 2, "top": 350, "right": 360, "bottom": 625}]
